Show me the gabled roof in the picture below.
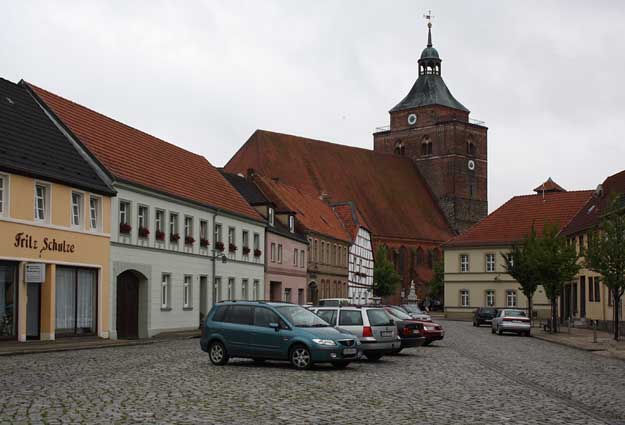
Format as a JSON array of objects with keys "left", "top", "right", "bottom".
[
  {"left": 225, "top": 130, "right": 453, "bottom": 243},
  {"left": 390, "top": 74, "right": 469, "bottom": 113},
  {"left": 26, "top": 82, "right": 261, "bottom": 221},
  {"left": 562, "top": 170, "right": 625, "bottom": 236},
  {"left": 253, "top": 175, "right": 351, "bottom": 243},
  {"left": 444, "top": 190, "right": 593, "bottom": 248},
  {"left": 533, "top": 177, "right": 566, "bottom": 194},
  {"left": 221, "top": 171, "right": 270, "bottom": 206},
  {"left": 332, "top": 202, "right": 369, "bottom": 241},
  {"left": 0, "top": 78, "right": 114, "bottom": 195}
]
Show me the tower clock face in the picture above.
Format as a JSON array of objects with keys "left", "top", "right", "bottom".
[
  {"left": 407, "top": 113, "right": 417, "bottom": 125},
  {"left": 467, "top": 160, "right": 476, "bottom": 171}
]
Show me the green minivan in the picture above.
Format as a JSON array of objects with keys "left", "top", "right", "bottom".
[{"left": 200, "top": 301, "right": 361, "bottom": 370}]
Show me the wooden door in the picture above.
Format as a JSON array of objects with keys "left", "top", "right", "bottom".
[{"left": 116, "top": 271, "right": 139, "bottom": 339}]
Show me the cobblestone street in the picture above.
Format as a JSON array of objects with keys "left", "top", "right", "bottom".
[{"left": 2, "top": 320, "right": 625, "bottom": 424}]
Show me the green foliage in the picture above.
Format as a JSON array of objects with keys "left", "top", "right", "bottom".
[
  {"left": 585, "top": 196, "right": 625, "bottom": 340},
  {"left": 373, "top": 246, "right": 401, "bottom": 298},
  {"left": 502, "top": 226, "right": 541, "bottom": 300},
  {"left": 427, "top": 259, "right": 444, "bottom": 299}
]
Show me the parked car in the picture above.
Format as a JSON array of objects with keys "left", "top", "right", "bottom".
[
  {"left": 313, "top": 306, "right": 400, "bottom": 361},
  {"left": 318, "top": 298, "right": 351, "bottom": 307},
  {"left": 200, "top": 301, "right": 362, "bottom": 370},
  {"left": 399, "top": 304, "right": 432, "bottom": 321},
  {"left": 473, "top": 307, "right": 498, "bottom": 327},
  {"left": 381, "top": 306, "right": 426, "bottom": 353},
  {"left": 491, "top": 309, "right": 531, "bottom": 336}
]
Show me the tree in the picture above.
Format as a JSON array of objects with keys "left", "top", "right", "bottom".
[
  {"left": 585, "top": 197, "right": 625, "bottom": 341},
  {"left": 373, "top": 246, "right": 401, "bottom": 298},
  {"left": 502, "top": 226, "right": 541, "bottom": 326},
  {"left": 427, "top": 259, "right": 444, "bottom": 302},
  {"left": 536, "top": 223, "right": 581, "bottom": 333}
]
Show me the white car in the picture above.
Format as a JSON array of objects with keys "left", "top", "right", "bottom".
[{"left": 491, "top": 309, "right": 531, "bottom": 336}]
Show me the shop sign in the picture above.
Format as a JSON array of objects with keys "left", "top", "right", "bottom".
[
  {"left": 14, "top": 232, "right": 76, "bottom": 257},
  {"left": 25, "top": 263, "right": 46, "bottom": 283}
]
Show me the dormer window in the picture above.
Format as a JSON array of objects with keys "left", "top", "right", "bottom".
[
  {"left": 288, "top": 215, "right": 295, "bottom": 233},
  {"left": 268, "top": 207, "right": 275, "bottom": 226}
]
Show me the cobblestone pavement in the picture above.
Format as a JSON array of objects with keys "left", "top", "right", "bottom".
[{"left": 1, "top": 320, "right": 625, "bottom": 424}]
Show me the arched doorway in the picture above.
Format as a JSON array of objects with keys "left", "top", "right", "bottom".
[
  {"left": 308, "top": 282, "right": 318, "bottom": 305},
  {"left": 116, "top": 271, "right": 140, "bottom": 339}
]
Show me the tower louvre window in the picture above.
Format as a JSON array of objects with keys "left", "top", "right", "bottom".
[
  {"left": 421, "top": 138, "right": 432, "bottom": 156},
  {"left": 467, "top": 140, "right": 476, "bottom": 156}
]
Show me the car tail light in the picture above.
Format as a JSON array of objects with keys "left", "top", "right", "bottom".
[
  {"left": 362, "top": 326, "right": 373, "bottom": 338},
  {"left": 402, "top": 326, "right": 412, "bottom": 336}
]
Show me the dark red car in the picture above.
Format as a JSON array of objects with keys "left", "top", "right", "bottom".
[
  {"left": 385, "top": 305, "right": 444, "bottom": 346},
  {"left": 381, "top": 306, "right": 426, "bottom": 353}
]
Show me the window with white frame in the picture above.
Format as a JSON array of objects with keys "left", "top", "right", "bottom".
[
  {"left": 486, "top": 290, "right": 495, "bottom": 307},
  {"left": 161, "top": 274, "right": 171, "bottom": 309},
  {"left": 293, "top": 248, "right": 298, "bottom": 266},
  {"left": 184, "top": 216, "right": 193, "bottom": 237},
  {"left": 215, "top": 223, "right": 223, "bottom": 243},
  {"left": 183, "top": 275, "right": 192, "bottom": 308},
  {"left": 253, "top": 233, "right": 260, "bottom": 250},
  {"left": 228, "top": 278, "right": 235, "bottom": 300},
  {"left": 200, "top": 220, "right": 208, "bottom": 241},
  {"left": 506, "top": 290, "right": 517, "bottom": 307},
  {"left": 460, "top": 254, "right": 470, "bottom": 272},
  {"left": 460, "top": 289, "right": 469, "bottom": 307},
  {"left": 486, "top": 253, "right": 495, "bottom": 272},
  {"left": 71, "top": 192, "right": 82, "bottom": 227},
  {"left": 228, "top": 227, "right": 235, "bottom": 245},
  {"left": 288, "top": 215, "right": 295, "bottom": 233},
  {"left": 284, "top": 288, "right": 292, "bottom": 302},
  {"left": 253, "top": 279, "right": 259, "bottom": 301},
  {"left": 300, "top": 250, "right": 305, "bottom": 267},
  {"left": 242, "top": 230, "right": 249, "bottom": 250},
  {"left": 35, "top": 183, "right": 49, "bottom": 221},
  {"left": 508, "top": 253, "right": 514, "bottom": 268},
  {"left": 119, "top": 201, "right": 130, "bottom": 225},
  {"left": 138, "top": 205, "right": 148, "bottom": 231},
  {"left": 169, "top": 213, "right": 179, "bottom": 235},
  {"left": 155, "top": 209, "right": 164, "bottom": 232},
  {"left": 268, "top": 207, "right": 275, "bottom": 226},
  {"left": 89, "top": 196, "right": 100, "bottom": 230},
  {"left": 270, "top": 243, "right": 276, "bottom": 262},
  {"left": 241, "top": 279, "right": 248, "bottom": 300},
  {"left": 277, "top": 244, "right": 283, "bottom": 263},
  {"left": 0, "top": 175, "right": 5, "bottom": 215}
]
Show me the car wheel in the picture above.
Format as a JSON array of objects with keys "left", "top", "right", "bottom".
[
  {"left": 365, "top": 353, "right": 383, "bottom": 361},
  {"left": 208, "top": 340, "right": 229, "bottom": 366},
  {"left": 390, "top": 348, "right": 403, "bottom": 355},
  {"left": 290, "top": 345, "right": 312, "bottom": 370},
  {"left": 472, "top": 321, "right": 476, "bottom": 327},
  {"left": 491, "top": 327, "right": 495, "bottom": 334},
  {"left": 497, "top": 326, "right": 503, "bottom": 336},
  {"left": 331, "top": 361, "right": 350, "bottom": 369},
  {"left": 525, "top": 330, "right": 531, "bottom": 337},
  {"left": 252, "top": 358, "right": 266, "bottom": 364}
]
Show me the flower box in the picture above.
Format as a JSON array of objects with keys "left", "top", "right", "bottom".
[
  {"left": 200, "top": 238, "right": 209, "bottom": 248},
  {"left": 155, "top": 230, "right": 165, "bottom": 241},
  {"left": 119, "top": 223, "right": 132, "bottom": 234},
  {"left": 215, "top": 241, "right": 225, "bottom": 252},
  {"left": 229, "top": 243, "right": 238, "bottom": 253},
  {"left": 242, "top": 246, "right": 251, "bottom": 256},
  {"left": 185, "top": 236, "right": 195, "bottom": 245},
  {"left": 253, "top": 249, "right": 262, "bottom": 257},
  {"left": 170, "top": 233, "right": 181, "bottom": 243},
  {"left": 138, "top": 227, "right": 150, "bottom": 238}
]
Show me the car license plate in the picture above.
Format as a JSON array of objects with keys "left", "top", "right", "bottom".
[
  {"left": 343, "top": 348, "right": 357, "bottom": 355},
  {"left": 381, "top": 331, "right": 393, "bottom": 337}
]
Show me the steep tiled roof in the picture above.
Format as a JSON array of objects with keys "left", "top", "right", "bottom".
[
  {"left": 562, "top": 170, "right": 625, "bottom": 236},
  {"left": 533, "top": 177, "right": 566, "bottom": 194},
  {"left": 332, "top": 202, "right": 369, "bottom": 241},
  {"left": 444, "top": 190, "right": 593, "bottom": 248},
  {"left": 225, "top": 130, "right": 453, "bottom": 242},
  {"left": 254, "top": 175, "right": 351, "bottom": 243},
  {"left": 26, "top": 83, "right": 261, "bottom": 221},
  {"left": 0, "top": 78, "right": 114, "bottom": 195},
  {"left": 221, "top": 171, "right": 269, "bottom": 206}
]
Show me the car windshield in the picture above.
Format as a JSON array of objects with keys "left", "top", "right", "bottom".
[
  {"left": 504, "top": 310, "right": 526, "bottom": 317},
  {"left": 387, "top": 307, "right": 412, "bottom": 320},
  {"left": 276, "top": 305, "right": 330, "bottom": 327},
  {"left": 402, "top": 304, "right": 424, "bottom": 314},
  {"left": 481, "top": 308, "right": 496, "bottom": 314}
]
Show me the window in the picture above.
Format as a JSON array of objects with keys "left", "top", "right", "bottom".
[
  {"left": 214, "top": 277, "right": 222, "bottom": 303},
  {"left": 228, "top": 277, "right": 235, "bottom": 300},
  {"left": 460, "top": 254, "right": 470, "bottom": 272},
  {"left": 268, "top": 207, "right": 275, "bottom": 226},
  {"left": 155, "top": 210, "right": 164, "bottom": 232},
  {"left": 588, "top": 276, "right": 594, "bottom": 302},
  {"left": 293, "top": 248, "right": 298, "bottom": 266},
  {"left": 507, "top": 253, "right": 514, "bottom": 268},
  {"left": 183, "top": 275, "right": 192, "bottom": 308},
  {"left": 119, "top": 201, "right": 130, "bottom": 225},
  {"left": 0, "top": 175, "right": 5, "bottom": 215},
  {"left": 71, "top": 192, "right": 82, "bottom": 227},
  {"left": 284, "top": 288, "right": 292, "bottom": 302},
  {"left": 184, "top": 216, "right": 193, "bottom": 237},
  {"left": 252, "top": 280, "right": 259, "bottom": 301},
  {"left": 277, "top": 244, "right": 283, "bottom": 263},
  {"left": 460, "top": 289, "right": 469, "bottom": 307},
  {"left": 421, "top": 138, "right": 432, "bottom": 156},
  {"left": 321, "top": 242, "right": 325, "bottom": 263},
  {"left": 339, "top": 310, "right": 364, "bottom": 326},
  {"left": 467, "top": 140, "right": 476, "bottom": 156},
  {"left": 594, "top": 277, "right": 600, "bottom": 302},
  {"left": 228, "top": 227, "right": 235, "bottom": 245},
  {"left": 215, "top": 223, "right": 223, "bottom": 243},
  {"left": 288, "top": 215, "right": 295, "bottom": 233},
  {"left": 138, "top": 205, "right": 148, "bottom": 234},
  {"left": 241, "top": 279, "right": 249, "bottom": 300},
  {"left": 486, "top": 290, "right": 495, "bottom": 307},
  {"left": 223, "top": 305, "right": 252, "bottom": 325},
  {"left": 485, "top": 254, "right": 495, "bottom": 272},
  {"left": 169, "top": 213, "right": 179, "bottom": 236},
  {"left": 578, "top": 235, "right": 585, "bottom": 256},
  {"left": 300, "top": 250, "right": 305, "bottom": 267},
  {"left": 161, "top": 274, "right": 171, "bottom": 309},
  {"left": 314, "top": 240, "right": 318, "bottom": 261},
  {"left": 253, "top": 233, "right": 260, "bottom": 250},
  {"left": 270, "top": 243, "right": 276, "bottom": 262},
  {"left": 317, "top": 309, "right": 337, "bottom": 325},
  {"left": 89, "top": 197, "right": 100, "bottom": 230},
  {"left": 200, "top": 220, "right": 208, "bottom": 240},
  {"left": 242, "top": 230, "right": 249, "bottom": 249},
  {"left": 506, "top": 290, "right": 517, "bottom": 308},
  {"left": 253, "top": 307, "right": 280, "bottom": 327},
  {"left": 35, "top": 184, "right": 49, "bottom": 221}
]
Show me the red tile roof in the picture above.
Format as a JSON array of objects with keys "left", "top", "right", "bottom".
[
  {"left": 444, "top": 190, "right": 593, "bottom": 248},
  {"left": 225, "top": 130, "right": 453, "bottom": 242},
  {"left": 27, "top": 83, "right": 261, "bottom": 221},
  {"left": 254, "top": 175, "right": 351, "bottom": 243},
  {"left": 533, "top": 177, "right": 566, "bottom": 193},
  {"left": 562, "top": 170, "right": 625, "bottom": 236},
  {"left": 332, "top": 202, "right": 368, "bottom": 241}
]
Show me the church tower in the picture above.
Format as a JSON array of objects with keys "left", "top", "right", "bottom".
[{"left": 373, "top": 18, "right": 487, "bottom": 233}]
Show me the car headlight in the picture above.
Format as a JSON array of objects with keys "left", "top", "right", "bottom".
[{"left": 312, "top": 339, "right": 336, "bottom": 346}]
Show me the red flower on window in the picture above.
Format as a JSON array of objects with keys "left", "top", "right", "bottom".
[
  {"left": 185, "top": 236, "right": 195, "bottom": 245},
  {"left": 215, "top": 241, "right": 225, "bottom": 252},
  {"left": 119, "top": 223, "right": 132, "bottom": 234},
  {"left": 242, "top": 246, "right": 251, "bottom": 255},
  {"left": 228, "top": 243, "right": 237, "bottom": 253},
  {"left": 170, "top": 233, "right": 181, "bottom": 243},
  {"left": 155, "top": 230, "right": 165, "bottom": 241},
  {"left": 200, "top": 238, "right": 209, "bottom": 248},
  {"left": 253, "top": 249, "right": 262, "bottom": 257},
  {"left": 138, "top": 227, "right": 150, "bottom": 238}
]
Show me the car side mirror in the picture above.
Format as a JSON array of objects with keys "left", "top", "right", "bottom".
[{"left": 268, "top": 322, "right": 280, "bottom": 331}]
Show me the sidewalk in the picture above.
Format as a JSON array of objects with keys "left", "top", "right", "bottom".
[{"left": 533, "top": 326, "right": 625, "bottom": 361}]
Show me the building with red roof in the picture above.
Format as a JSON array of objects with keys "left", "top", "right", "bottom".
[
  {"left": 442, "top": 180, "right": 592, "bottom": 320},
  {"left": 24, "top": 82, "right": 267, "bottom": 338}
]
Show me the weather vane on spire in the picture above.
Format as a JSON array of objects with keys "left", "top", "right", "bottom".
[{"left": 423, "top": 10, "right": 434, "bottom": 28}]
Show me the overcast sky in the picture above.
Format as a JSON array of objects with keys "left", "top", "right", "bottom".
[{"left": 3, "top": 1, "right": 625, "bottom": 211}]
